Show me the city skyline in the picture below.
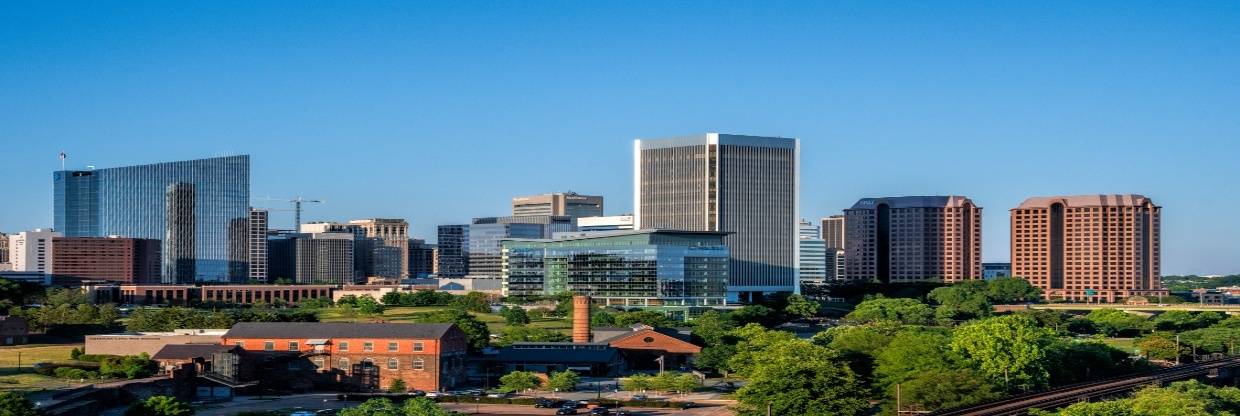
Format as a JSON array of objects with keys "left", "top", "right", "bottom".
[{"left": 2, "top": 2, "right": 1238, "bottom": 275}]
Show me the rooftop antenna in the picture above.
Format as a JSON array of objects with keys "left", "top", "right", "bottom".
[{"left": 58, "top": 151, "right": 66, "bottom": 171}]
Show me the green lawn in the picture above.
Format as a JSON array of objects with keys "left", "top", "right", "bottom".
[
  {"left": 1102, "top": 337, "right": 1139, "bottom": 354},
  {"left": 0, "top": 373, "right": 79, "bottom": 392},
  {"left": 0, "top": 344, "right": 86, "bottom": 392}
]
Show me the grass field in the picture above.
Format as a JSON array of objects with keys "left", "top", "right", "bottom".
[
  {"left": 1102, "top": 337, "right": 1139, "bottom": 354},
  {"left": 0, "top": 344, "right": 85, "bottom": 392},
  {"left": 315, "top": 306, "right": 573, "bottom": 335}
]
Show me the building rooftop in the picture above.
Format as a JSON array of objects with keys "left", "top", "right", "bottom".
[
  {"left": 1015, "top": 194, "right": 1156, "bottom": 209},
  {"left": 151, "top": 344, "right": 236, "bottom": 360},
  {"left": 637, "top": 133, "right": 797, "bottom": 150},
  {"left": 848, "top": 195, "right": 978, "bottom": 210},
  {"left": 222, "top": 322, "right": 456, "bottom": 340},
  {"left": 507, "top": 229, "right": 730, "bottom": 244}
]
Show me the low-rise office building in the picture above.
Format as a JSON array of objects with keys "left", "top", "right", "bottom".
[
  {"left": 85, "top": 329, "right": 227, "bottom": 356},
  {"left": 220, "top": 322, "right": 468, "bottom": 392},
  {"left": 201, "top": 285, "right": 335, "bottom": 305},
  {"left": 501, "top": 230, "right": 729, "bottom": 312}
]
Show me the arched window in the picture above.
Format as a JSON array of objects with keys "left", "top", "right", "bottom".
[
  {"left": 387, "top": 358, "right": 399, "bottom": 370},
  {"left": 338, "top": 358, "right": 350, "bottom": 373},
  {"left": 412, "top": 358, "right": 425, "bottom": 371}
]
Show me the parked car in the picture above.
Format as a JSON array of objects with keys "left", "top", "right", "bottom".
[
  {"left": 408, "top": 390, "right": 426, "bottom": 397},
  {"left": 556, "top": 407, "right": 579, "bottom": 415},
  {"left": 535, "top": 398, "right": 565, "bottom": 408},
  {"left": 615, "top": 411, "right": 633, "bottom": 416},
  {"left": 425, "top": 391, "right": 443, "bottom": 398},
  {"left": 679, "top": 402, "right": 696, "bottom": 409},
  {"left": 631, "top": 394, "right": 647, "bottom": 401},
  {"left": 486, "top": 392, "right": 508, "bottom": 399},
  {"left": 588, "top": 408, "right": 611, "bottom": 415}
]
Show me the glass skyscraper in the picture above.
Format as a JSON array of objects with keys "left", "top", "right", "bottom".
[{"left": 54, "top": 155, "right": 251, "bottom": 283}]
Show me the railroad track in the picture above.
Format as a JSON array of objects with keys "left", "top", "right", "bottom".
[{"left": 930, "top": 356, "right": 1240, "bottom": 416}]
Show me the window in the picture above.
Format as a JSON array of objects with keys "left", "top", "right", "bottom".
[
  {"left": 264, "top": 341, "right": 274, "bottom": 351},
  {"left": 339, "top": 358, "right": 350, "bottom": 373},
  {"left": 235, "top": 341, "right": 245, "bottom": 348},
  {"left": 388, "top": 342, "right": 399, "bottom": 352},
  {"left": 313, "top": 358, "right": 325, "bottom": 370},
  {"left": 387, "top": 358, "right": 399, "bottom": 370},
  {"left": 363, "top": 341, "right": 374, "bottom": 352},
  {"left": 287, "top": 361, "right": 300, "bottom": 371},
  {"left": 413, "top": 342, "right": 424, "bottom": 352},
  {"left": 412, "top": 358, "right": 425, "bottom": 371},
  {"left": 339, "top": 342, "right": 349, "bottom": 352},
  {"left": 288, "top": 341, "right": 299, "bottom": 351}
]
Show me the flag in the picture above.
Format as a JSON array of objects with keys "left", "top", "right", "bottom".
[{"left": 59, "top": 152, "right": 66, "bottom": 160}]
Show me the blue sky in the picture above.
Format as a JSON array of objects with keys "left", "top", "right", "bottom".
[{"left": 2, "top": 1, "right": 1237, "bottom": 275}]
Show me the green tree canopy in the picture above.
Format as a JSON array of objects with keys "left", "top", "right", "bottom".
[
  {"left": 844, "top": 297, "right": 933, "bottom": 325},
  {"left": 408, "top": 309, "right": 491, "bottom": 350},
  {"left": 499, "top": 306, "right": 530, "bottom": 326},
  {"left": 784, "top": 294, "right": 820, "bottom": 319},
  {"left": 1084, "top": 309, "right": 1150, "bottom": 337},
  {"left": 123, "top": 395, "right": 193, "bottom": 416},
  {"left": 338, "top": 398, "right": 401, "bottom": 416},
  {"left": 546, "top": 370, "right": 580, "bottom": 392},
  {"left": 0, "top": 392, "right": 41, "bottom": 416},
  {"left": 495, "top": 325, "right": 569, "bottom": 346},
  {"left": 734, "top": 338, "right": 868, "bottom": 416},
  {"left": 498, "top": 371, "right": 541, "bottom": 393},
  {"left": 949, "top": 314, "right": 1057, "bottom": 390}
]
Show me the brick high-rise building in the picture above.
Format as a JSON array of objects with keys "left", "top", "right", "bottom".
[
  {"left": 844, "top": 196, "right": 982, "bottom": 283},
  {"left": 1011, "top": 194, "right": 1164, "bottom": 302},
  {"left": 51, "top": 236, "right": 161, "bottom": 284}
]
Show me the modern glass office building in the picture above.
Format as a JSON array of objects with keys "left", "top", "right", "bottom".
[
  {"left": 501, "top": 230, "right": 730, "bottom": 309},
  {"left": 54, "top": 155, "right": 250, "bottom": 283}
]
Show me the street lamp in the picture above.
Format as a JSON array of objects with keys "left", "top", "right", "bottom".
[{"left": 474, "top": 397, "right": 480, "bottom": 414}]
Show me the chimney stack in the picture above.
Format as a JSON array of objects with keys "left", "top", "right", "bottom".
[{"left": 572, "top": 295, "right": 591, "bottom": 343}]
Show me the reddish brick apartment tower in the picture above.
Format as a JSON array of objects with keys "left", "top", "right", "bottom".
[
  {"left": 51, "top": 236, "right": 161, "bottom": 284},
  {"left": 844, "top": 196, "right": 982, "bottom": 283},
  {"left": 221, "top": 322, "right": 468, "bottom": 392},
  {"left": 1011, "top": 194, "right": 1164, "bottom": 303}
]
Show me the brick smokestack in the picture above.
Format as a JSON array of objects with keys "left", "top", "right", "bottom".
[{"left": 572, "top": 295, "right": 591, "bottom": 343}]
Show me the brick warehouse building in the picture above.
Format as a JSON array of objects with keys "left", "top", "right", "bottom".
[
  {"left": 220, "top": 322, "right": 467, "bottom": 392},
  {"left": 1011, "top": 194, "right": 1165, "bottom": 303}
]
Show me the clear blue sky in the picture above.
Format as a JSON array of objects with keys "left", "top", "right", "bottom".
[{"left": 2, "top": 1, "right": 1237, "bottom": 275}]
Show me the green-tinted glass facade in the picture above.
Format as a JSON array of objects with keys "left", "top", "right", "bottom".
[{"left": 501, "top": 230, "right": 729, "bottom": 307}]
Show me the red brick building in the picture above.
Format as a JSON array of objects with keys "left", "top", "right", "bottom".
[
  {"left": 220, "top": 322, "right": 467, "bottom": 392},
  {"left": 1011, "top": 194, "right": 1165, "bottom": 302},
  {"left": 844, "top": 196, "right": 982, "bottom": 283},
  {"left": 51, "top": 237, "right": 161, "bottom": 284},
  {"left": 201, "top": 285, "right": 334, "bottom": 305}
]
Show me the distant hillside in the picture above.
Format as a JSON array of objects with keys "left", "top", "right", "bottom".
[{"left": 1163, "top": 274, "right": 1240, "bottom": 291}]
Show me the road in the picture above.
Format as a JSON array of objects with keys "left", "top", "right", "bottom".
[{"left": 191, "top": 394, "right": 735, "bottom": 416}]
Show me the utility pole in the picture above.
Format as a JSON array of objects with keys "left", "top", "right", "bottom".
[
  {"left": 1176, "top": 334, "right": 1182, "bottom": 365},
  {"left": 766, "top": 402, "right": 772, "bottom": 416},
  {"left": 896, "top": 383, "right": 901, "bottom": 416}
]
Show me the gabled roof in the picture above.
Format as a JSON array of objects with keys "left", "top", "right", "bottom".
[
  {"left": 152, "top": 344, "right": 236, "bottom": 360},
  {"left": 607, "top": 328, "right": 702, "bottom": 354},
  {"left": 222, "top": 322, "right": 456, "bottom": 340}
]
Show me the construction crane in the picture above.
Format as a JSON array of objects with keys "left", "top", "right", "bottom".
[{"left": 257, "top": 196, "right": 324, "bottom": 230}]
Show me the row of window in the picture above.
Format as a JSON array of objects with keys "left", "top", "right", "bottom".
[{"left": 238, "top": 340, "right": 426, "bottom": 353}]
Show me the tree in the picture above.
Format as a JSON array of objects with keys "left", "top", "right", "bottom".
[
  {"left": 1084, "top": 309, "right": 1150, "bottom": 337},
  {"left": 729, "top": 305, "right": 782, "bottom": 327},
  {"left": 500, "top": 306, "right": 530, "bottom": 325},
  {"left": 928, "top": 283, "right": 992, "bottom": 324},
  {"left": 613, "top": 310, "right": 673, "bottom": 328},
  {"left": 784, "top": 294, "right": 820, "bottom": 319},
  {"left": 735, "top": 339, "right": 868, "bottom": 416},
  {"left": 1045, "top": 339, "right": 1148, "bottom": 384},
  {"left": 590, "top": 309, "right": 616, "bottom": 326},
  {"left": 380, "top": 291, "right": 404, "bottom": 306},
  {"left": 950, "top": 315, "right": 1057, "bottom": 390},
  {"left": 1137, "top": 334, "right": 1183, "bottom": 361},
  {"left": 888, "top": 369, "right": 1002, "bottom": 413},
  {"left": 0, "top": 392, "right": 41, "bottom": 416},
  {"left": 650, "top": 372, "right": 698, "bottom": 394},
  {"left": 1179, "top": 326, "right": 1240, "bottom": 354},
  {"left": 874, "top": 329, "right": 955, "bottom": 391},
  {"left": 985, "top": 277, "right": 1041, "bottom": 303},
  {"left": 496, "top": 325, "right": 570, "bottom": 346},
  {"left": 1153, "top": 311, "right": 1224, "bottom": 332},
  {"left": 400, "top": 397, "right": 451, "bottom": 416},
  {"left": 546, "top": 371, "right": 580, "bottom": 392},
  {"left": 498, "top": 371, "right": 541, "bottom": 393},
  {"left": 452, "top": 292, "right": 492, "bottom": 313},
  {"left": 388, "top": 378, "right": 406, "bottom": 393},
  {"left": 124, "top": 395, "right": 193, "bottom": 416},
  {"left": 356, "top": 295, "right": 386, "bottom": 315},
  {"left": 621, "top": 373, "right": 653, "bottom": 391},
  {"left": 845, "top": 297, "right": 933, "bottom": 325},
  {"left": 337, "top": 398, "right": 401, "bottom": 416},
  {"left": 337, "top": 295, "right": 359, "bottom": 307},
  {"left": 727, "top": 324, "right": 799, "bottom": 377},
  {"left": 410, "top": 309, "right": 491, "bottom": 350}
]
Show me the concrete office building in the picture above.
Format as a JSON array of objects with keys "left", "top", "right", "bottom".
[
  {"left": 249, "top": 209, "right": 269, "bottom": 282},
  {"left": 983, "top": 262, "right": 1012, "bottom": 280},
  {"left": 9, "top": 229, "right": 61, "bottom": 273},
  {"left": 473, "top": 216, "right": 574, "bottom": 238},
  {"left": 512, "top": 192, "right": 604, "bottom": 218},
  {"left": 409, "top": 239, "right": 436, "bottom": 278},
  {"left": 349, "top": 219, "right": 410, "bottom": 278},
  {"left": 436, "top": 225, "right": 469, "bottom": 278},
  {"left": 634, "top": 134, "right": 799, "bottom": 302},
  {"left": 828, "top": 249, "right": 846, "bottom": 281},
  {"left": 576, "top": 215, "right": 635, "bottom": 232},
  {"left": 268, "top": 232, "right": 355, "bottom": 284},
  {"left": 502, "top": 230, "right": 730, "bottom": 317},
  {"left": 1011, "top": 194, "right": 1164, "bottom": 302},
  {"left": 51, "top": 237, "right": 161, "bottom": 284},
  {"left": 844, "top": 196, "right": 982, "bottom": 283},
  {"left": 798, "top": 220, "right": 828, "bottom": 285},
  {"left": 54, "top": 155, "right": 250, "bottom": 282}
]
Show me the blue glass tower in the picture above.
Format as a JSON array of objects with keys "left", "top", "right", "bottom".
[{"left": 54, "top": 155, "right": 251, "bottom": 283}]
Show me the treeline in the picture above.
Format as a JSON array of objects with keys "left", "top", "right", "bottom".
[
  {"left": 125, "top": 307, "right": 318, "bottom": 332},
  {"left": 1164, "top": 274, "right": 1240, "bottom": 292},
  {"left": 1032, "top": 380, "right": 1240, "bottom": 416}
]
